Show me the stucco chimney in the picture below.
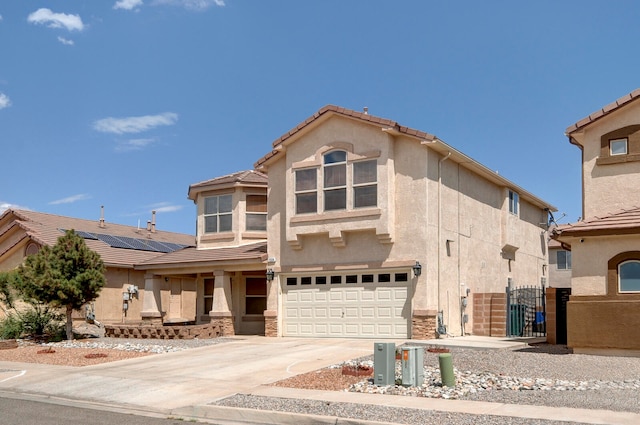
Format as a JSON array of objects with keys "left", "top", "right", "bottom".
[
  {"left": 151, "top": 210, "right": 156, "bottom": 233},
  {"left": 363, "top": 107, "right": 369, "bottom": 115},
  {"left": 99, "top": 206, "right": 105, "bottom": 228},
  {"left": 146, "top": 220, "right": 151, "bottom": 232}
]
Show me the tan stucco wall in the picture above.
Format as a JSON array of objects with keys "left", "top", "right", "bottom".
[
  {"left": 93, "top": 268, "right": 146, "bottom": 324},
  {"left": 194, "top": 187, "right": 267, "bottom": 249},
  {"left": 568, "top": 298, "right": 640, "bottom": 352},
  {"left": 548, "top": 247, "right": 572, "bottom": 288},
  {"left": 574, "top": 102, "right": 640, "bottom": 218},
  {"left": 265, "top": 114, "right": 549, "bottom": 337},
  {"left": 562, "top": 234, "right": 640, "bottom": 296}
]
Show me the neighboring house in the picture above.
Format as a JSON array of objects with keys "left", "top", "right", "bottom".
[
  {"left": 254, "top": 105, "right": 555, "bottom": 339},
  {"left": 0, "top": 208, "right": 195, "bottom": 323},
  {"left": 0, "top": 171, "right": 269, "bottom": 336},
  {"left": 1, "top": 107, "right": 556, "bottom": 340},
  {"left": 553, "top": 88, "right": 640, "bottom": 354}
]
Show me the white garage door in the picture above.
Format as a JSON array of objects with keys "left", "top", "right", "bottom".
[{"left": 282, "top": 272, "right": 410, "bottom": 338}]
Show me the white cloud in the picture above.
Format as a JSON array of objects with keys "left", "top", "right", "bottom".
[
  {"left": 147, "top": 202, "right": 184, "bottom": 213},
  {"left": 27, "top": 8, "right": 84, "bottom": 32},
  {"left": 0, "top": 202, "right": 31, "bottom": 214},
  {"left": 57, "top": 36, "right": 74, "bottom": 45},
  {"left": 93, "top": 112, "right": 178, "bottom": 135},
  {"left": 115, "top": 138, "right": 157, "bottom": 152},
  {"left": 0, "top": 93, "right": 11, "bottom": 109},
  {"left": 114, "top": 0, "right": 144, "bottom": 10},
  {"left": 49, "top": 194, "right": 91, "bottom": 205},
  {"left": 0, "top": 15, "right": 3, "bottom": 21},
  {"left": 151, "top": 0, "right": 225, "bottom": 11}
]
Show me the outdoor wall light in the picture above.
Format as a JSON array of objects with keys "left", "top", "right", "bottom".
[
  {"left": 412, "top": 261, "right": 422, "bottom": 277},
  {"left": 266, "top": 268, "right": 275, "bottom": 282}
]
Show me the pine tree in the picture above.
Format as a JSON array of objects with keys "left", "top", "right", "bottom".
[{"left": 16, "top": 229, "right": 106, "bottom": 340}]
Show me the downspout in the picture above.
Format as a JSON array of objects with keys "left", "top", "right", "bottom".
[{"left": 438, "top": 151, "right": 451, "bottom": 336}]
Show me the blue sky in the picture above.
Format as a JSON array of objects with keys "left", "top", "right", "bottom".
[{"left": 1, "top": 1, "right": 638, "bottom": 235}]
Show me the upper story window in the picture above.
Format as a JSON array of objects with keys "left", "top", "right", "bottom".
[
  {"left": 353, "top": 160, "right": 377, "bottom": 208},
  {"left": 204, "top": 194, "right": 232, "bottom": 233},
  {"left": 295, "top": 168, "right": 317, "bottom": 214},
  {"left": 295, "top": 150, "right": 378, "bottom": 214},
  {"left": 246, "top": 194, "right": 267, "bottom": 231},
  {"left": 610, "top": 138, "right": 628, "bottom": 156},
  {"left": 508, "top": 190, "right": 519, "bottom": 215},
  {"left": 324, "top": 151, "right": 347, "bottom": 211},
  {"left": 619, "top": 260, "right": 640, "bottom": 293},
  {"left": 556, "top": 250, "right": 572, "bottom": 270}
]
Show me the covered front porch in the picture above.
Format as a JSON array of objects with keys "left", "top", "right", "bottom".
[{"left": 135, "top": 242, "right": 269, "bottom": 336}]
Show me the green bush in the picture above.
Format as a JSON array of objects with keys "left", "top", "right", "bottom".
[
  {"left": 0, "top": 305, "right": 64, "bottom": 341},
  {"left": 0, "top": 314, "right": 24, "bottom": 339}
]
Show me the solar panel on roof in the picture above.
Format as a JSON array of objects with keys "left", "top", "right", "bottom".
[
  {"left": 59, "top": 229, "right": 98, "bottom": 240},
  {"left": 95, "top": 234, "right": 134, "bottom": 250},
  {"left": 86, "top": 233, "right": 190, "bottom": 253}
]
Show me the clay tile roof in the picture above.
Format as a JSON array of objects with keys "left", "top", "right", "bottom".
[
  {"left": 255, "top": 105, "right": 436, "bottom": 169},
  {"left": 188, "top": 170, "right": 267, "bottom": 200},
  {"left": 565, "top": 89, "right": 640, "bottom": 135},
  {"left": 189, "top": 170, "right": 267, "bottom": 189},
  {"left": 552, "top": 206, "right": 640, "bottom": 238},
  {"left": 1, "top": 209, "right": 195, "bottom": 268},
  {"left": 137, "top": 241, "right": 267, "bottom": 268}
]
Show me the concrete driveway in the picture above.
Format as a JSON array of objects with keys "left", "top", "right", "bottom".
[{"left": 0, "top": 336, "right": 384, "bottom": 412}]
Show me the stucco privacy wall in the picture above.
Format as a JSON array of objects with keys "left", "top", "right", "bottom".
[{"left": 263, "top": 112, "right": 551, "bottom": 338}]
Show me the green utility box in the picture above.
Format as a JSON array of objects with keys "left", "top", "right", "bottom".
[{"left": 373, "top": 342, "right": 395, "bottom": 386}]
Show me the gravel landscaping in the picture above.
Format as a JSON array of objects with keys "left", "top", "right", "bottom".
[{"left": 217, "top": 342, "right": 640, "bottom": 425}]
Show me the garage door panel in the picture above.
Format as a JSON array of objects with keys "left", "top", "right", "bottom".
[
  {"left": 377, "top": 306, "right": 392, "bottom": 318},
  {"left": 361, "top": 307, "right": 375, "bottom": 318},
  {"left": 283, "top": 279, "right": 409, "bottom": 338},
  {"left": 344, "top": 307, "right": 359, "bottom": 318},
  {"left": 329, "top": 307, "right": 343, "bottom": 318}
]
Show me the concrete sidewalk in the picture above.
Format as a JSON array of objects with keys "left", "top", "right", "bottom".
[{"left": 1, "top": 335, "right": 638, "bottom": 425}]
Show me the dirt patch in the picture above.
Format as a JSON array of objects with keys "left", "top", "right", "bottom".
[{"left": 0, "top": 345, "right": 151, "bottom": 367}]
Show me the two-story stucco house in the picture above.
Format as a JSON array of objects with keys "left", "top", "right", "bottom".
[
  {"left": 553, "top": 89, "right": 640, "bottom": 354},
  {"left": 1, "top": 106, "right": 555, "bottom": 340},
  {"left": 254, "top": 105, "right": 555, "bottom": 339}
]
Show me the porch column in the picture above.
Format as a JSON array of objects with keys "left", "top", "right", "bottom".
[
  {"left": 141, "top": 273, "right": 163, "bottom": 325},
  {"left": 209, "top": 270, "right": 234, "bottom": 336}
]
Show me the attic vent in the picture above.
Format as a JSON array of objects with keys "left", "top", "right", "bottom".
[{"left": 25, "top": 242, "right": 40, "bottom": 256}]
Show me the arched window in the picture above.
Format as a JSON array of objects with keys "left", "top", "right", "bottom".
[
  {"left": 619, "top": 260, "right": 640, "bottom": 293},
  {"left": 323, "top": 151, "right": 347, "bottom": 211}
]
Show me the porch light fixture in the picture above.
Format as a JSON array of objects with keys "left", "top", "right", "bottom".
[
  {"left": 412, "top": 261, "right": 422, "bottom": 277},
  {"left": 266, "top": 268, "right": 275, "bottom": 282}
]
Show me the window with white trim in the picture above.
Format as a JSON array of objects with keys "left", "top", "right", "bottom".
[
  {"left": 204, "top": 194, "right": 232, "bottom": 233},
  {"left": 246, "top": 194, "right": 267, "bottom": 231},
  {"left": 610, "top": 138, "right": 628, "bottom": 156},
  {"left": 294, "top": 150, "right": 378, "bottom": 214},
  {"left": 353, "top": 160, "right": 377, "bottom": 208},
  {"left": 619, "top": 260, "right": 640, "bottom": 292},
  {"left": 295, "top": 168, "right": 317, "bottom": 214},
  {"left": 508, "top": 190, "right": 519, "bottom": 215},
  {"left": 556, "top": 250, "right": 572, "bottom": 270},
  {"left": 324, "top": 151, "right": 347, "bottom": 211}
]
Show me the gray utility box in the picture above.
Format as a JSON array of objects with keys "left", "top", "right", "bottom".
[
  {"left": 401, "top": 346, "right": 424, "bottom": 387},
  {"left": 373, "top": 342, "right": 395, "bottom": 386}
]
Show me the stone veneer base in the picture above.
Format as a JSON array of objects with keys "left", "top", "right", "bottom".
[{"left": 104, "top": 323, "right": 221, "bottom": 339}]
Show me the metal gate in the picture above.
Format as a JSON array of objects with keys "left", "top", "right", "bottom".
[{"left": 506, "top": 281, "right": 546, "bottom": 337}]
